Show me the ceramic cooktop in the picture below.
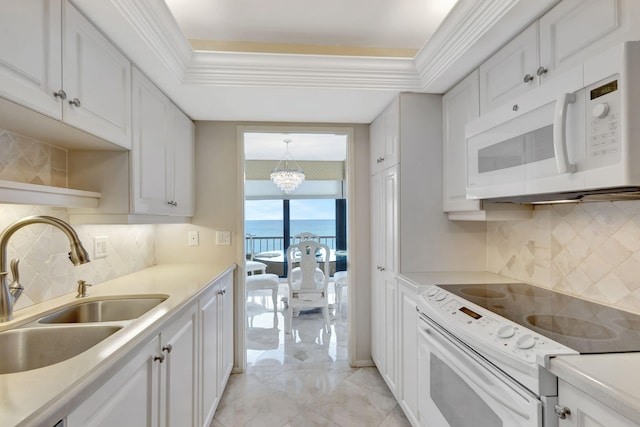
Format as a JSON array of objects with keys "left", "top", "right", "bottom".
[{"left": 438, "top": 283, "right": 640, "bottom": 353}]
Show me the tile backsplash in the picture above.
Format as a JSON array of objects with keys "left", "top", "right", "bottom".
[
  {"left": 0, "top": 204, "right": 155, "bottom": 310},
  {"left": 0, "top": 129, "right": 67, "bottom": 187},
  {"left": 0, "top": 128, "right": 155, "bottom": 310},
  {"left": 488, "top": 201, "right": 640, "bottom": 315}
]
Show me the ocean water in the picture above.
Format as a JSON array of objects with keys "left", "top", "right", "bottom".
[
  {"left": 246, "top": 219, "right": 336, "bottom": 237},
  {"left": 246, "top": 219, "right": 336, "bottom": 251}
]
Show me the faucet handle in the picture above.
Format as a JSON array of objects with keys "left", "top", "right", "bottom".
[
  {"left": 9, "top": 258, "right": 23, "bottom": 301},
  {"left": 76, "top": 279, "right": 92, "bottom": 298}
]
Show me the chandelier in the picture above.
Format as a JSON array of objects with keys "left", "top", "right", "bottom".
[{"left": 270, "top": 138, "right": 305, "bottom": 194}]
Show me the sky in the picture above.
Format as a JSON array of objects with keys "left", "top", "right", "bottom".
[{"left": 245, "top": 199, "right": 335, "bottom": 220}]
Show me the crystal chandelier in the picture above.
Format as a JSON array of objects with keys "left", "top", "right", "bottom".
[{"left": 270, "top": 139, "right": 305, "bottom": 194}]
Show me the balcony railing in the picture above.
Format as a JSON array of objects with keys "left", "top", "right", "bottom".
[{"left": 245, "top": 235, "right": 336, "bottom": 257}]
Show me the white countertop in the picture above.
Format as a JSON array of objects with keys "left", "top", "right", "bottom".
[
  {"left": 549, "top": 353, "right": 640, "bottom": 424},
  {"left": 0, "top": 263, "right": 236, "bottom": 427}
]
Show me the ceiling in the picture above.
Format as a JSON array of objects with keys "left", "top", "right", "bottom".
[
  {"left": 164, "top": 0, "right": 456, "bottom": 54},
  {"left": 244, "top": 132, "right": 347, "bottom": 161},
  {"left": 72, "top": 0, "right": 558, "bottom": 124}
]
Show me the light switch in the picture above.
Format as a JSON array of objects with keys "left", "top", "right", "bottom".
[
  {"left": 94, "top": 236, "right": 108, "bottom": 259},
  {"left": 216, "top": 231, "right": 231, "bottom": 246},
  {"left": 188, "top": 230, "right": 199, "bottom": 246}
]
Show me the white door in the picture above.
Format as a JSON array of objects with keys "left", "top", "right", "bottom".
[
  {"left": 200, "top": 286, "right": 220, "bottom": 427},
  {"left": 442, "top": 70, "right": 481, "bottom": 212},
  {"left": 63, "top": 1, "right": 131, "bottom": 148},
  {"left": 0, "top": 0, "right": 62, "bottom": 119},
  {"left": 132, "top": 68, "right": 171, "bottom": 215},
  {"left": 161, "top": 305, "right": 198, "bottom": 427},
  {"left": 170, "top": 105, "right": 195, "bottom": 216},
  {"left": 479, "top": 23, "right": 539, "bottom": 114}
]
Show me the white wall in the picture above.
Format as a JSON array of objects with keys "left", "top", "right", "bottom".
[{"left": 155, "top": 121, "right": 373, "bottom": 364}]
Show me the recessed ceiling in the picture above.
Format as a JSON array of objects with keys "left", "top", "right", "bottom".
[{"left": 164, "top": 0, "right": 457, "bottom": 55}]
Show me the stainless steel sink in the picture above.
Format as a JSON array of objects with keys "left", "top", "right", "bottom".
[
  {"left": 0, "top": 325, "right": 121, "bottom": 374},
  {"left": 39, "top": 296, "right": 167, "bottom": 324}
]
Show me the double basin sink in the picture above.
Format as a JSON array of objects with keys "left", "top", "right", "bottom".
[{"left": 0, "top": 296, "right": 167, "bottom": 375}]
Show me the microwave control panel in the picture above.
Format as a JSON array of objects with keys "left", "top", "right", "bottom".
[{"left": 587, "top": 76, "right": 620, "bottom": 167}]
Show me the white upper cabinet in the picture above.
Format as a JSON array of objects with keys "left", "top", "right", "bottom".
[
  {"left": 539, "top": 0, "right": 640, "bottom": 83},
  {"left": 63, "top": 2, "right": 132, "bottom": 148},
  {"left": 132, "top": 67, "right": 194, "bottom": 217},
  {"left": 479, "top": 23, "right": 539, "bottom": 114},
  {"left": 0, "top": 0, "right": 62, "bottom": 119},
  {"left": 370, "top": 97, "right": 400, "bottom": 175},
  {"left": 0, "top": 0, "right": 131, "bottom": 149},
  {"left": 443, "top": 70, "right": 481, "bottom": 213},
  {"left": 479, "top": 0, "right": 640, "bottom": 115}
]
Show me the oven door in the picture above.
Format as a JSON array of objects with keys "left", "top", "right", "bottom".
[{"left": 418, "top": 314, "right": 542, "bottom": 427}]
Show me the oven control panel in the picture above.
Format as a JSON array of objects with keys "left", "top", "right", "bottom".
[{"left": 417, "top": 286, "right": 577, "bottom": 366}]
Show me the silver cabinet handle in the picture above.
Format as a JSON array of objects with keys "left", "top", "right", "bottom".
[
  {"left": 168, "top": 201, "right": 178, "bottom": 207},
  {"left": 554, "top": 405, "right": 570, "bottom": 419},
  {"left": 162, "top": 344, "right": 173, "bottom": 354},
  {"left": 53, "top": 89, "right": 67, "bottom": 100},
  {"left": 523, "top": 74, "right": 534, "bottom": 83},
  {"left": 154, "top": 354, "right": 165, "bottom": 363},
  {"left": 69, "top": 98, "right": 81, "bottom": 107},
  {"left": 536, "top": 66, "right": 548, "bottom": 76}
]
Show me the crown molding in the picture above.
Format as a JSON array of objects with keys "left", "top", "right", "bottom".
[
  {"left": 415, "top": 0, "right": 560, "bottom": 92},
  {"left": 185, "top": 51, "right": 421, "bottom": 89},
  {"left": 87, "top": 0, "right": 555, "bottom": 93}
]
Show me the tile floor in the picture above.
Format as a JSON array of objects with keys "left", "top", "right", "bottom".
[{"left": 212, "top": 285, "right": 411, "bottom": 427}]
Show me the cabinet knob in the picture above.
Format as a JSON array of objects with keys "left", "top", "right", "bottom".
[
  {"left": 523, "top": 74, "right": 534, "bottom": 83},
  {"left": 53, "top": 89, "right": 67, "bottom": 100},
  {"left": 512, "top": 104, "right": 519, "bottom": 112},
  {"left": 217, "top": 288, "right": 227, "bottom": 295},
  {"left": 536, "top": 66, "right": 548, "bottom": 76},
  {"left": 162, "top": 344, "right": 173, "bottom": 354},
  {"left": 154, "top": 354, "right": 165, "bottom": 363},
  {"left": 168, "top": 200, "right": 178, "bottom": 207},
  {"left": 554, "top": 405, "right": 571, "bottom": 419},
  {"left": 69, "top": 98, "right": 81, "bottom": 107}
]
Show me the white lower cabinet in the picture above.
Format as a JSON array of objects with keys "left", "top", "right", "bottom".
[
  {"left": 67, "top": 335, "right": 161, "bottom": 426},
  {"left": 67, "top": 271, "right": 234, "bottom": 427},
  {"left": 160, "top": 305, "right": 198, "bottom": 427},
  {"left": 398, "top": 278, "right": 419, "bottom": 426},
  {"left": 200, "top": 272, "right": 234, "bottom": 427},
  {"left": 557, "top": 380, "right": 639, "bottom": 427}
]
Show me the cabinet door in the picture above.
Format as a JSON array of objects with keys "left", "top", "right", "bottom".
[
  {"left": 0, "top": 0, "right": 62, "bottom": 119},
  {"left": 382, "top": 165, "right": 399, "bottom": 275},
  {"left": 382, "top": 276, "right": 398, "bottom": 395},
  {"left": 63, "top": 1, "right": 131, "bottom": 148},
  {"left": 370, "top": 97, "right": 400, "bottom": 174},
  {"left": 399, "top": 280, "right": 419, "bottom": 426},
  {"left": 161, "top": 304, "right": 198, "bottom": 427},
  {"left": 442, "top": 70, "right": 481, "bottom": 213},
  {"left": 479, "top": 23, "right": 539, "bottom": 114},
  {"left": 558, "top": 380, "right": 638, "bottom": 427},
  {"left": 170, "top": 105, "right": 195, "bottom": 216},
  {"left": 200, "top": 286, "right": 220, "bottom": 427},
  {"left": 132, "top": 67, "right": 172, "bottom": 215},
  {"left": 370, "top": 172, "right": 384, "bottom": 366},
  {"left": 539, "top": 0, "right": 640, "bottom": 83},
  {"left": 219, "top": 274, "right": 234, "bottom": 392},
  {"left": 67, "top": 335, "right": 161, "bottom": 427}
]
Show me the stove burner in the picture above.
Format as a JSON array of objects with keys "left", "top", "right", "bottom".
[{"left": 526, "top": 314, "right": 616, "bottom": 340}]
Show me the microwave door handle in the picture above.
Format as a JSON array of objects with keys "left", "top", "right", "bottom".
[{"left": 553, "top": 93, "right": 577, "bottom": 174}]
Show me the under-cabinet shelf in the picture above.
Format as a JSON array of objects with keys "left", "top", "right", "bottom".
[{"left": 0, "top": 180, "right": 101, "bottom": 208}]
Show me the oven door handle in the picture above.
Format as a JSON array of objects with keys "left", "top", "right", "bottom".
[{"left": 421, "top": 324, "right": 533, "bottom": 421}]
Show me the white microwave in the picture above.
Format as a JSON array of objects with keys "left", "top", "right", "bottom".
[{"left": 466, "top": 41, "right": 640, "bottom": 203}]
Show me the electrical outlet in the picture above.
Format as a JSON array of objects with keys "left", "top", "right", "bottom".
[
  {"left": 94, "top": 236, "right": 108, "bottom": 259},
  {"left": 188, "top": 230, "right": 199, "bottom": 246},
  {"left": 216, "top": 231, "right": 231, "bottom": 246}
]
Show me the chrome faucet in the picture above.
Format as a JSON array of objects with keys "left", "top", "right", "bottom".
[{"left": 0, "top": 216, "right": 90, "bottom": 322}]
